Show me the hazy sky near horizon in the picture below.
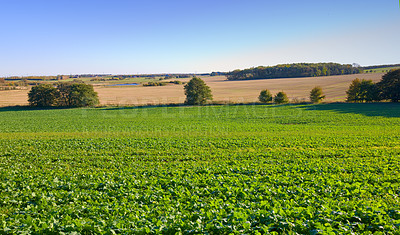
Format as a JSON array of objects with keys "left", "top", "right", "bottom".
[{"left": 1, "top": 0, "right": 399, "bottom": 76}]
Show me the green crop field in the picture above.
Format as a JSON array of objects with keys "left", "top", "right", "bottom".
[{"left": 1, "top": 103, "right": 400, "bottom": 234}]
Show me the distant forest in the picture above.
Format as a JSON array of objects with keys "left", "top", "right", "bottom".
[
  {"left": 362, "top": 64, "right": 400, "bottom": 70},
  {"left": 227, "top": 63, "right": 361, "bottom": 80}
]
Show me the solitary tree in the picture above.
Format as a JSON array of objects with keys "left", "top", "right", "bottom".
[
  {"left": 377, "top": 69, "right": 400, "bottom": 102},
  {"left": 258, "top": 89, "right": 273, "bottom": 103},
  {"left": 274, "top": 91, "right": 289, "bottom": 104},
  {"left": 309, "top": 86, "right": 325, "bottom": 103},
  {"left": 28, "top": 84, "right": 59, "bottom": 107},
  {"left": 184, "top": 77, "right": 213, "bottom": 105}
]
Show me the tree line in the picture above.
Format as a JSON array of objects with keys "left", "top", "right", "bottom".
[
  {"left": 227, "top": 63, "right": 361, "bottom": 80},
  {"left": 346, "top": 69, "right": 400, "bottom": 102}
]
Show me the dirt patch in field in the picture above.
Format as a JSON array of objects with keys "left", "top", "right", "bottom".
[{"left": 0, "top": 73, "right": 384, "bottom": 107}]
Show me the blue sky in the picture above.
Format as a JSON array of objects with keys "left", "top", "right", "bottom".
[{"left": 0, "top": 0, "right": 399, "bottom": 76}]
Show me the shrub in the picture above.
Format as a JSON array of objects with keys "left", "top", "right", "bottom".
[
  {"left": 377, "top": 69, "right": 400, "bottom": 102},
  {"left": 143, "top": 82, "right": 167, "bottom": 87},
  {"left": 184, "top": 77, "right": 213, "bottom": 105},
  {"left": 309, "top": 86, "right": 325, "bottom": 103},
  {"left": 274, "top": 92, "right": 289, "bottom": 104},
  {"left": 28, "top": 84, "right": 59, "bottom": 107},
  {"left": 258, "top": 89, "right": 273, "bottom": 103}
]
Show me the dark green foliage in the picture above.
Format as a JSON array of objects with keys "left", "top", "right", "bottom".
[
  {"left": 184, "top": 77, "right": 213, "bottom": 105},
  {"left": 346, "top": 79, "right": 380, "bottom": 103},
  {"left": 143, "top": 81, "right": 183, "bottom": 86},
  {"left": 274, "top": 91, "right": 289, "bottom": 104},
  {"left": 310, "top": 86, "right": 325, "bottom": 103},
  {"left": 56, "top": 82, "right": 99, "bottom": 107},
  {"left": 258, "top": 89, "right": 273, "bottom": 103},
  {"left": 362, "top": 63, "right": 400, "bottom": 70},
  {"left": 171, "top": 80, "right": 183, "bottom": 84},
  {"left": 29, "top": 82, "right": 99, "bottom": 107},
  {"left": 361, "top": 81, "right": 380, "bottom": 102},
  {"left": 28, "top": 84, "right": 59, "bottom": 107},
  {"left": 57, "top": 82, "right": 74, "bottom": 106},
  {"left": 377, "top": 69, "right": 400, "bottom": 102},
  {"left": 143, "top": 81, "right": 167, "bottom": 86},
  {"left": 346, "top": 78, "right": 362, "bottom": 102},
  {"left": 68, "top": 83, "right": 99, "bottom": 107},
  {"left": 227, "top": 63, "right": 361, "bottom": 80},
  {"left": 210, "top": 72, "right": 226, "bottom": 76}
]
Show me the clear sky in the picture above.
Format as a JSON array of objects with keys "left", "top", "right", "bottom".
[{"left": 0, "top": 0, "right": 399, "bottom": 76}]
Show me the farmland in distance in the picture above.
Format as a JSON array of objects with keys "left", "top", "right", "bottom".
[
  {"left": 0, "top": 73, "right": 384, "bottom": 107},
  {"left": 1, "top": 103, "right": 400, "bottom": 233}
]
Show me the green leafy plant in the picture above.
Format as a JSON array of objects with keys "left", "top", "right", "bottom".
[{"left": 1, "top": 104, "right": 399, "bottom": 234}]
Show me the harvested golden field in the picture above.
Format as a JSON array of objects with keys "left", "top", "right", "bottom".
[
  {"left": 0, "top": 89, "right": 30, "bottom": 107},
  {"left": 0, "top": 73, "right": 384, "bottom": 107}
]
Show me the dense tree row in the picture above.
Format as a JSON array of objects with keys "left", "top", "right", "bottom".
[
  {"left": 227, "top": 63, "right": 361, "bottom": 80},
  {"left": 210, "top": 72, "right": 228, "bottom": 76},
  {"left": 347, "top": 69, "right": 400, "bottom": 102},
  {"left": 346, "top": 79, "right": 379, "bottom": 102}
]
